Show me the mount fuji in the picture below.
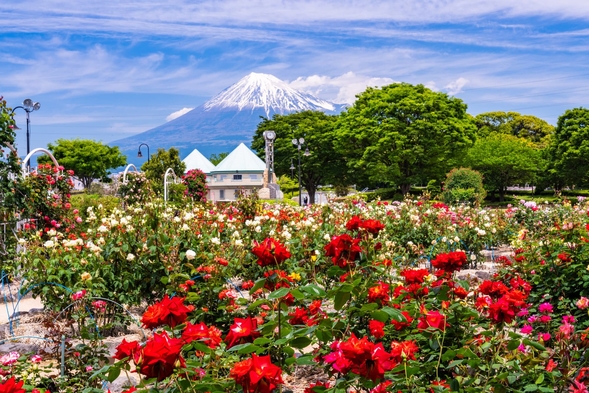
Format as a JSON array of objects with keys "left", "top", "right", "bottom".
[{"left": 110, "top": 73, "right": 345, "bottom": 163}]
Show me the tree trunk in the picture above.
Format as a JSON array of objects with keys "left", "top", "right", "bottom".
[
  {"left": 400, "top": 184, "right": 411, "bottom": 196},
  {"left": 499, "top": 187, "right": 506, "bottom": 202},
  {"left": 308, "top": 186, "right": 316, "bottom": 205}
]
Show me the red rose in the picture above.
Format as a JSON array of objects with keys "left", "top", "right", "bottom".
[
  {"left": 182, "top": 321, "right": 222, "bottom": 349},
  {"left": 0, "top": 377, "right": 25, "bottom": 393},
  {"left": 138, "top": 331, "right": 184, "bottom": 381},
  {"left": 252, "top": 238, "right": 291, "bottom": 266},
  {"left": 225, "top": 317, "right": 261, "bottom": 349},
  {"left": 141, "top": 295, "right": 194, "bottom": 329},
  {"left": 230, "top": 354, "right": 283, "bottom": 393},
  {"left": 114, "top": 338, "right": 141, "bottom": 363},
  {"left": 417, "top": 310, "right": 448, "bottom": 332}
]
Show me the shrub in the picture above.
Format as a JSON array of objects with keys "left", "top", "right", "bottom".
[
  {"left": 182, "top": 169, "right": 208, "bottom": 202},
  {"left": 443, "top": 167, "right": 486, "bottom": 206}
]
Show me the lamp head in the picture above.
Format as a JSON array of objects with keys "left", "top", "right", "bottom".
[
  {"left": 291, "top": 138, "right": 297, "bottom": 145},
  {"left": 304, "top": 148, "right": 311, "bottom": 156},
  {"left": 299, "top": 137, "right": 305, "bottom": 144},
  {"left": 137, "top": 150, "right": 143, "bottom": 158},
  {"left": 23, "top": 99, "right": 33, "bottom": 109},
  {"left": 33, "top": 102, "right": 41, "bottom": 111}
]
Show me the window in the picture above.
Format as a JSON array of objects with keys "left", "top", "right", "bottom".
[
  {"left": 219, "top": 190, "right": 225, "bottom": 199},
  {"left": 233, "top": 174, "right": 242, "bottom": 180},
  {"left": 249, "top": 174, "right": 258, "bottom": 180}
]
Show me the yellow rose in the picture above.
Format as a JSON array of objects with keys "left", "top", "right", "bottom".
[{"left": 81, "top": 272, "right": 92, "bottom": 281}]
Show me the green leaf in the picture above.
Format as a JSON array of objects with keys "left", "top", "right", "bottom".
[
  {"left": 523, "top": 338, "right": 546, "bottom": 351},
  {"left": 268, "top": 287, "right": 290, "bottom": 300},
  {"left": 535, "top": 374, "right": 544, "bottom": 385},
  {"left": 290, "top": 336, "right": 312, "bottom": 349},
  {"left": 253, "top": 337, "right": 272, "bottom": 346},
  {"left": 227, "top": 343, "right": 260, "bottom": 354},
  {"left": 300, "top": 284, "right": 327, "bottom": 297},
  {"left": 249, "top": 278, "right": 266, "bottom": 294},
  {"left": 360, "top": 303, "right": 379, "bottom": 312},
  {"left": 524, "top": 384, "right": 538, "bottom": 392},
  {"left": 507, "top": 339, "right": 521, "bottom": 351},
  {"left": 370, "top": 310, "right": 389, "bottom": 322},
  {"left": 382, "top": 307, "right": 406, "bottom": 322},
  {"left": 334, "top": 291, "right": 350, "bottom": 310},
  {"left": 290, "top": 288, "right": 305, "bottom": 300},
  {"left": 107, "top": 366, "right": 121, "bottom": 382}
]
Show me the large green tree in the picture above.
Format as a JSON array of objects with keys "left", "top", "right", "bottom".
[
  {"left": 465, "top": 134, "right": 541, "bottom": 201},
  {"left": 40, "top": 139, "right": 126, "bottom": 189},
  {"left": 251, "top": 111, "right": 342, "bottom": 204},
  {"left": 335, "top": 83, "right": 477, "bottom": 195},
  {"left": 546, "top": 107, "right": 589, "bottom": 189},
  {"left": 474, "top": 111, "right": 554, "bottom": 146},
  {"left": 140, "top": 147, "right": 186, "bottom": 195}
]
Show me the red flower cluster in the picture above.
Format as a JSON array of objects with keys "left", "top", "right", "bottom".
[
  {"left": 391, "top": 311, "right": 413, "bottom": 331},
  {"left": 324, "top": 334, "right": 395, "bottom": 381},
  {"left": 251, "top": 238, "right": 291, "bottom": 266},
  {"left": 138, "top": 331, "right": 185, "bottom": 381},
  {"left": 182, "top": 321, "right": 222, "bottom": 349},
  {"left": 390, "top": 340, "right": 419, "bottom": 363},
  {"left": 487, "top": 290, "right": 527, "bottom": 324},
  {"left": 400, "top": 268, "right": 430, "bottom": 284},
  {"left": 368, "top": 282, "right": 391, "bottom": 305},
  {"left": 431, "top": 251, "right": 467, "bottom": 273},
  {"left": 417, "top": 310, "right": 449, "bottom": 332},
  {"left": 114, "top": 338, "right": 142, "bottom": 363},
  {"left": 369, "top": 319, "right": 386, "bottom": 339},
  {"left": 225, "top": 317, "right": 261, "bottom": 349},
  {"left": 345, "top": 216, "right": 386, "bottom": 234},
  {"left": 0, "top": 377, "right": 25, "bottom": 393},
  {"left": 141, "top": 295, "right": 195, "bottom": 329},
  {"left": 230, "top": 354, "right": 284, "bottom": 393},
  {"left": 288, "top": 300, "right": 325, "bottom": 326},
  {"left": 324, "top": 234, "right": 363, "bottom": 268}
]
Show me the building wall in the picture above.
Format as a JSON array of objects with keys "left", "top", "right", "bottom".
[{"left": 209, "top": 172, "right": 264, "bottom": 201}]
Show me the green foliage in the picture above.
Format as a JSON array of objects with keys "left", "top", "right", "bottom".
[
  {"left": 209, "top": 152, "right": 229, "bottom": 165},
  {"left": 167, "top": 182, "right": 188, "bottom": 204},
  {"left": 252, "top": 110, "right": 342, "bottom": 204},
  {"left": 335, "top": 83, "right": 477, "bottom": 195},
  {"left": 235, "top": 188, "right": 261, "bottom": 220},
  {"left": 277, "top": 175, "right": 298, "bottom": 195},
  {"left": 140, "top": 147, "right": 186, "bottom": 195},
  {"left": 39, "top": 139, "right": 127, "bottom": 189},
  {"left": 426, "top": 179, "right": 441, "bottom": 197},
  {"left": 475, "top": 111, "right": 554, "bottom": 146},
  {"left": 70, "top": 193, "right": 121, "bottom": 219},
  {"left": 181, "top": 169, "right": 208, "bottom": 202},
  {"left": 465, "top": 133, "right": 542, "bottom": 201},
  {"left": 443, "top": 167, "right": 486, "bottom": 206},
  {"left": 118, "top": 172, "right": 153, "bottom": 206},
  {"left": 546, "top": 107, "right": 589, "bottom": 189}
]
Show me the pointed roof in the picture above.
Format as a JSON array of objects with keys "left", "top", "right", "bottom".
[
  {"left": 212, "top": 143, "right": 266, "bottom": 173},
  {"left": 182, "top": 148, "right": 216, "bottom": 174}
]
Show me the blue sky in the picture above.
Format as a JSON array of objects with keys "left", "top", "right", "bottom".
[{"left": 2, "top": 1, "right": 589, "bottom": 155}]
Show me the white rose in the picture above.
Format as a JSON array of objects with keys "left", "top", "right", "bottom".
[
  {"left": 186, "top": 250, "right": 196, "bottom": 260},
  {"left": 126, "top": 253, "right": 136, "bottom": 261}
]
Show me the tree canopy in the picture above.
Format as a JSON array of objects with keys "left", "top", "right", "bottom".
[
  {"left": 546, "top": 107, "right": 589, "bottom": 189},
  {"left": 334, "top": 83, "right": 477, "bottom": 195},
  {"left": 465, "top": 133, "right": 541, "bottom": 201},
  {"left": 140, "top": 147, "right": 186, "bottom": 195},
  {"left": 474, "top": 111, "right": 554, "bottom": 146},
  {"left": 40, "top": 139, "right": 126, "bottom": 189},
  {"left": 209, "top": 152, "right": 229, "bottom": 165},
  {"left": 251, "top": 110, "right": 341, "bottom": 204}
]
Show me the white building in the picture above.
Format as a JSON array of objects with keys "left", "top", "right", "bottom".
[{"left": 182, "top": 143, "right": 280, "bottom": 202}]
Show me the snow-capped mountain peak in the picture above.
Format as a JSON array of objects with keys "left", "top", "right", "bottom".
[{"left": 203, "top": 72, "right": 335, "bottom": 116}]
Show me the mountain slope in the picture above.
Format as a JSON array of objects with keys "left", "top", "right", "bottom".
[{"left": 110, "top": 73, "right": 344, "bottom": 163}]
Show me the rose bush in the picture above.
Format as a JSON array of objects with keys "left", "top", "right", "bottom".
[{"left": 6, "top": 196, "right": 589, "bottom": 391}]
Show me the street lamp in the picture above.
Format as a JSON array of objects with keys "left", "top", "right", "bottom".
[
  {"left": 137, "top": 143, "right": 150, "bottom": 163},
  {"left": 292, "top": 137, "right": 310, "bottom": 206},
  {"left": 11, "top": 98, "right": 41, "bottom": 155},
  {"left": 290, "top": 158, "right": 295, "bottom": 178}
]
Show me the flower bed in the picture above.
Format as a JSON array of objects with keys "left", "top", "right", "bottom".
[{"left": 2, "top": 198, "right": 589, "bottom": 392}]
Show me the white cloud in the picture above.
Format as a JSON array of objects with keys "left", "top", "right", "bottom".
[
  {"left": 166, "top": 107, "right": 194, "bottom": 121},
  {"left": 288, "top": 72, "right": 396, "bottom": 104},
  {"left": 444, "top": 77, "right": 469, "bottom": 95}
]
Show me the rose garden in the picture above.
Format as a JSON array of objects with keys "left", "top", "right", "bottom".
[{"left": 1, "top": 159, "right": 589, "bottom": 393}]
